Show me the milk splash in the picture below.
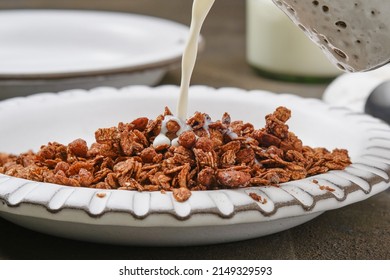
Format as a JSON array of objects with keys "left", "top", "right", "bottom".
[{"left": 153, "top": 0, "right": 216, "bottom": 148}]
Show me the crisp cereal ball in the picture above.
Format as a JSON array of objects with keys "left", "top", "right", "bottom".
[
  {"left": 194, "top": 137, "right": 214, "bottom": 152},
  {"left": 68, "top": 138, "right": 88, "bottom": 158},
  {"left": 197, "top": 167, "right": 216, "bottom": 187},
  {"left": 131, "top": 117, "right": 149, "bottom": 131},
  {"left": 166, "top": 120, "right": 181, "bottom": 133},
  {"left": 173, "top": 187, "right": 192, "bottom": 202},
  {"left": 216, "top": 169, "right": 251, "bottom": 188},
  {"left": 178, "top": 131, "right": 197, "bottom": 149},
  {"left": 54, "top": 161, "right": 70, "bottom": 174},
  {"left": 140, "top": 147, "right": 158, "bottom": 163}
]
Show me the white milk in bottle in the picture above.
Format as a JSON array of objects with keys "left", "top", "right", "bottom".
[{"left": 247, "top": 0, "right": 342, "bottom": 82}]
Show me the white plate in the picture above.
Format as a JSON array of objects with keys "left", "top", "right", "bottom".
[
  {"left": 0, "top": 10, "right": 196, "bottom": 99},
  {"left": 0, "top": 10, "right": 189, "bottom": 78},
  {"left": 323, "top": 65, "right": 390, "bottom": 112},
  {"left": 0, "top": 86, "right": 389, "bottom": 246}
]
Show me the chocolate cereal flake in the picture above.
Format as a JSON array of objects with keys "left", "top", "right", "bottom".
[{"left": 0, "top": 106, "right": 351, "bottom": 202}]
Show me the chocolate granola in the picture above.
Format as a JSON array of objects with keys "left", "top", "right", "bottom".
[{"left": 0, "top": 106, "right": 351, "bottom": 202}]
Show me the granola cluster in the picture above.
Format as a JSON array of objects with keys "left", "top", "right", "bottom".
[{"left": 0, "top": 106, "right": 351, "bottom": 202}]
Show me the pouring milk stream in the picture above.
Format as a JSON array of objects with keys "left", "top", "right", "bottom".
[
  {"left": 177, "top": 0, "right": 390, "bottom": 117},
  {"left": 176, "top": 0, "right": 216, "bottom": 121},
  {"left": 155, "top": 0, "right": 389, "bottom": 147},
  {"left": 153, "top": 0, "right": 215, "bottom": 148}
]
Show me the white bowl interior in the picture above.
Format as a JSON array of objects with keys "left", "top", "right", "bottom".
[{"left": 0, "top": 86, "right": 365, "bottom": 160}]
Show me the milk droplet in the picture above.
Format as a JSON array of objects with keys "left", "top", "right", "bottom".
[
  {"left": 226, "top": 130, "right": 238, "bottom": 140},
  {"left": 153, "top": 134, "right": 171, "bottom": 148},
  {"left": 171, "top": 138, "right": 180, "bottom": 147}
]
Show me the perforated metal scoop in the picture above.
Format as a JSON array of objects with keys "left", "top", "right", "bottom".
[{"left": 273, "top": 0, "right": 390, "bottom": 72}]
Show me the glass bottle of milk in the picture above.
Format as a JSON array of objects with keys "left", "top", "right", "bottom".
[{"left": 246, "top": 0, "right": 341, "bottom": 83}]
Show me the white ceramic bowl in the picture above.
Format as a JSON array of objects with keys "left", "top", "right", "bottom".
[{"left": 0, "top": 85, "right": 389, "bottom": 246}]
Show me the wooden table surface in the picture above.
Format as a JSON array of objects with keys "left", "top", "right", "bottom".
[{"left": 0, "top": 0, "right": 389, "bottom": 260}]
